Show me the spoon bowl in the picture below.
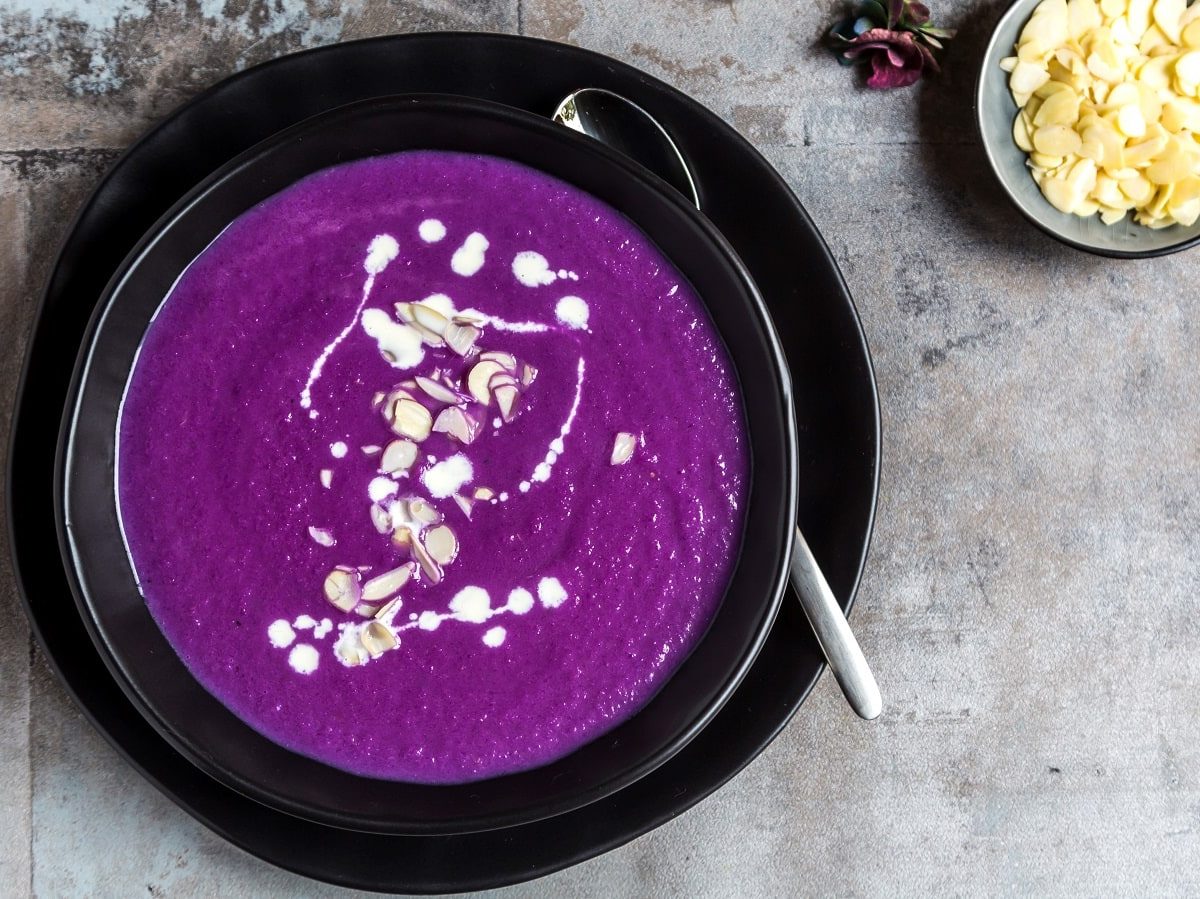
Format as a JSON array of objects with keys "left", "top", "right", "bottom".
[{"left": 554, "top": 88, "right": 701, "bottom": 211}]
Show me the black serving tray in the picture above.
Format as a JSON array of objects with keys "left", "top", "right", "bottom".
[{"left": 7, "top": 32, "right": 879, "bottom": 893}]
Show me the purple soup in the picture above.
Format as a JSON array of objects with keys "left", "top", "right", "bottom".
[{"left": 117, "top": 151, "right": 749, "bottom": 783}]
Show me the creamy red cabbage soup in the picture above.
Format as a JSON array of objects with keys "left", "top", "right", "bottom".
[{"left": 117, "top": 151, "right": 748, "bottom": 783}]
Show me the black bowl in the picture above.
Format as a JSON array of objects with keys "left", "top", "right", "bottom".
[{"left": 57, "top": 94, "right": 798, "bottom": 836}]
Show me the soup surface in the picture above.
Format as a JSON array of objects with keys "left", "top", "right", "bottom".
[{"left": 118, "top": 151, "right": 749, "bottom": 783}]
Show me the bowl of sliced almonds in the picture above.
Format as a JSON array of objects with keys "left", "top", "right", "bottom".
[{"left": 977, "top": 0, "right": 1200, "bottom": 256}]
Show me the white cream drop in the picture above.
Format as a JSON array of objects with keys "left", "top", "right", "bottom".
[
  {"left": 419, "top": 293, "right": 456, "bottom": 317},
  {"left": 507, "top": 588, "right": 535, "bottom": 615},
  {"left": 368, "top": 476, "right": 399, "bottom": 503},
  {"left": 364, "top": 234, "right": 400, "bottom": 274},
  {"left": 422, "top": 454, "right": 473, "bottom": 498},
  {"left": 538, "top": 577, "right": 568, "bottom": 609},
  {"left": 288, "top": 643, "right": 320, "bottom": 674},
  {"left": 330, "top": 441, "right": 348, "bottom": 458},
  {"left": 482, "top": 626, "right": 507, "bottom": 647},
  {"left": 516, "top": 358, "right": 584, "bottom": 494},
  {"left": 449, "top": 586, "right": 492, "bottom": 623},
  {"left": 418, "top": 219, "right": 446, "bottom": 243},
  {"left": 451, "top": 232, "right": 489, "bottom": 276},
  {"left": 512, "top": 251, "right": 558, "bottom": 286},
  {"left": 361, "top": 308, "right": 425, "bottom": 368},
  {"left": 301, "top": 234, "right": 399, "bottom": 416},
  {"left": 268, "top": 619, "right": 295, "bottom": 648},
  {"left": 319, "top": 469, "right": 333, "bottom": 489},
  {"left": 418, "top": 610, "right": 442, "bottom": 631},
  {"left": 459, "top": 308, "right": 548, "bottom": 333},
  {"left": 555, "top": 296, "right": 589, "bottom": 330}
]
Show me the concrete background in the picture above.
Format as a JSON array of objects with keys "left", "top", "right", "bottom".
[{"left": 3, "top": 0, "right": 1200, "bottom": 896}]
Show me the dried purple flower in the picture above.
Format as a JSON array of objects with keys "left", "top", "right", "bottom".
[
  {"left": 841, "top": 28, "right": 937, "bottom": 89},
  {"left": 827, "top": 0, "right": 955, "bottom": 89}
]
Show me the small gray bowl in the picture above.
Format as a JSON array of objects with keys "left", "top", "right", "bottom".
[{"left": 976, "top": 0, "right": 1200, "bottom": 258}]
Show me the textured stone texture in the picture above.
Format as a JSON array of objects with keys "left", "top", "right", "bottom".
[
  {"left": 0, "top": 162, "right": 35, "bottom": 899},
  {"left": 0, "top": 1, "right": 518, "bottom": 149},
  {"left": 4, "top": 0, "right": 1200, "bottom": 896}
]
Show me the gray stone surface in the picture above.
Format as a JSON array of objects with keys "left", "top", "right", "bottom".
[{"left": 3, "top": 0, "right": 1200, "bottom": 896}]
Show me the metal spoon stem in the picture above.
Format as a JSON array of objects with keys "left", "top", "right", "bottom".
[{"left": 789, "top": 527, "right": 882, "bottom": 719}]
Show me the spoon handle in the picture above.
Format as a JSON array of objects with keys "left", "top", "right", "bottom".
[{"left": 789, "top": 526, "right": 882, "bottom": 720}]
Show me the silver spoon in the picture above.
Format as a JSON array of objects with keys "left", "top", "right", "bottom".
[{"left": 554, "top": 88, "right": 882, "bottom": 720}]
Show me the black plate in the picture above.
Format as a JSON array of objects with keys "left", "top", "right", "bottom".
[
  {"left": 59, "top": 93, "right": 798, "bottom": 835},
  {"left": 7, "top": 33, "right": 879, "bottom": 892}
]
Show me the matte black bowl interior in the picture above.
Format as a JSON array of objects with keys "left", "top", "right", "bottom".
[{"left": 57, "top": 94, "right": 798, "bottom": 836}]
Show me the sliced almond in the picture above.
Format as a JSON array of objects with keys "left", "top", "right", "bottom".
[
  {"left": 404, "top": 317, "right": 445, "bottom": 347},
  {"left": 382, "top": 385, "right": 416, "bottom": 407},
  {"left": 494, "top": 384, "right": 522, "bottom": 422},
  {"left": 452, "top": 308, "right": 487, "bottom": 325},
  {"left": 444, "top": 321, "right": 480, "bottom": 356},
  {"left": 520, "top": 362, "right": 538, "bottom": 387},
  {"left": 432, "top": 405, "right": 481, "bottom": 444},
  {"left": 452, "top": 493, "right": 474, "bottom": 517},
  {"left": 611, "top": 432, "right": 637, "bottom": 465},
  {"left": 362, "top": 565, "right": 413, "bottom": 601},
  {"left": 479, "top": 350, "right": 518, "bottom": 371},
  {"left": 379, "top": 387, "right": 413, "bottom": 427},
  {"left": 425, "top": 525, "right": 459, "bottom": 565},
  {"left": 361, "top": 444, "right": 381, "bottom": 455},
  {"left": 374, "top": 596, "right": 403, "bottom": 622},
  {"left": 380, "top": 439, "right": 419, "bottom": 475},
  {"left": 473, "top": 486, "right": 495, "bottom": 501},
  {"left": 407, "top": 498, "right": 442, "bottom": 525},
  {"left": 391, "top": 525, "right": 414, "bottom": 548},
  {"left": 353, "top": 602, "right": 380, "bottom": 618},
  {"left": 336, "top": 639, "right": 367, "bottom": 666},
  {"left": 319, "top": 469, "right": 332, "bottom": 489},
  {"left": 390, "top": 398, "right": 433, "bottom": 441},
  {"left": 393, "top": 303, "right": 444, "bottom": 346},
  {"left": 410, "top": 537, "right": 442, "bottom": 584},
  {"left": 323, "top": 568, "right": 361, "bottom": 612},
  {"left": 416, "top": 376, "right": 462, "bottom": 404},
  {"left": 488, "top": 370, "right": 519, "bottom": 391},
  {"left": 360, "top": 621, "right": 398, "bottom": 656},
  {"left": 467, "top": 360, "right": 506, "bottom": 405},
  {"left": 411, "top": 303, "right": 450, "bottom": 337},
  {"left": 370, "top": 503, "right": 392, "bottom": 534},
  {"left": 308, "top": 526, "right": 335, "bottom": 547}
]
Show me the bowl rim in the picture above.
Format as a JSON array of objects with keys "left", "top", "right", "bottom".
[
  {"left": 54, "top": 92, "right": 799, "bottom": 835},
  {"left": 974, "top": 0, "right": 1200, "bottom": 259}
]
